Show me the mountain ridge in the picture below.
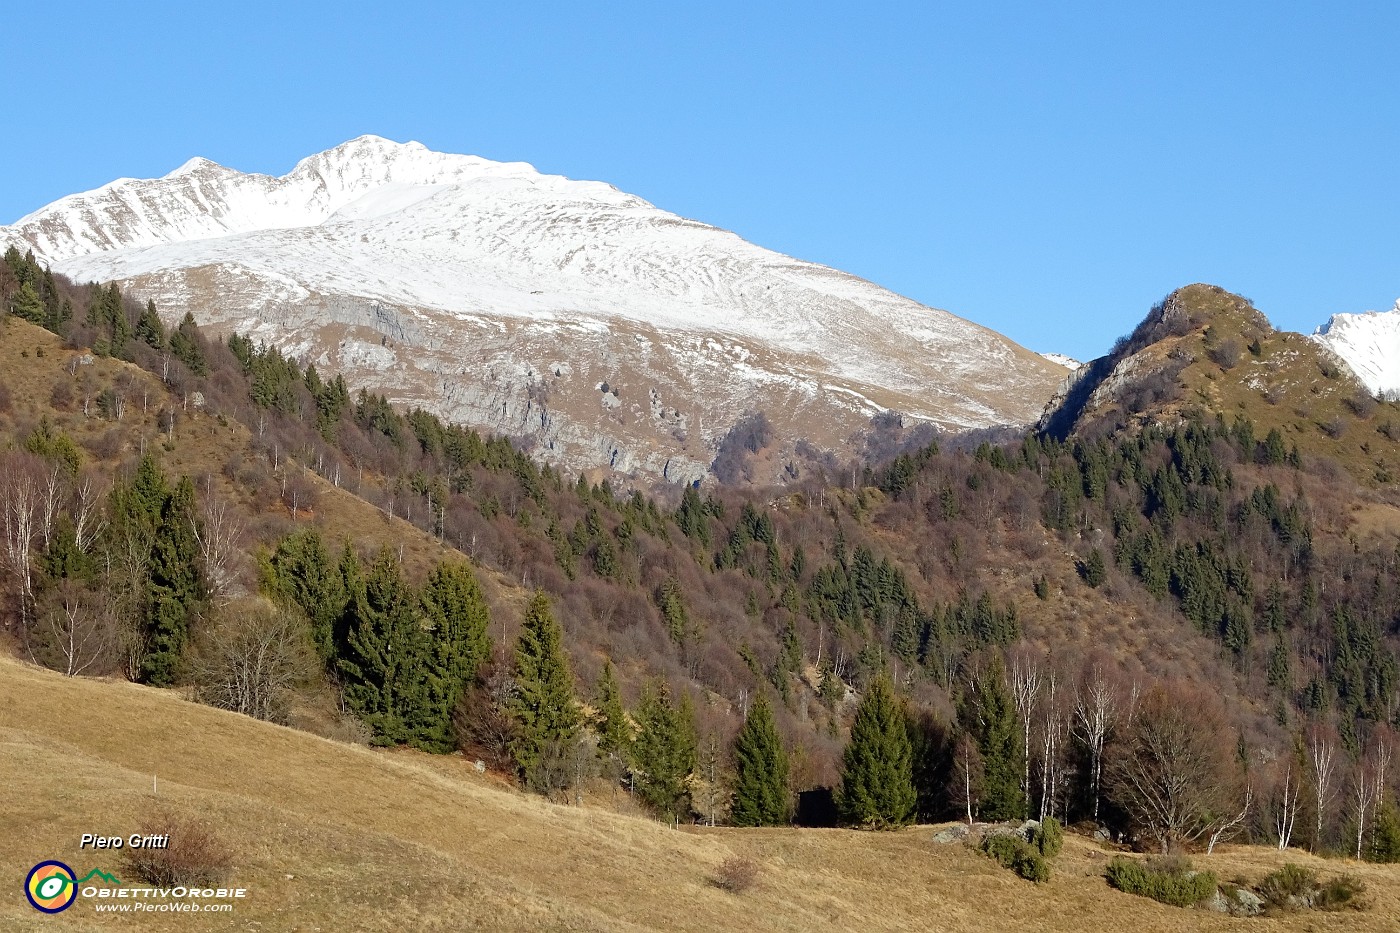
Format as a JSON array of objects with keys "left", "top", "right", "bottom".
[{"left": 0, "top": 136, "right": 1067, "bottom": 486}]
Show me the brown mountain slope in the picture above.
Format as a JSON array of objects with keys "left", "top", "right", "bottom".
[{"left": 1040, "top": 283, "right": 1400, "bottom": 485}]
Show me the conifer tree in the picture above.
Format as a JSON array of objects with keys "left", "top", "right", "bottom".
[
  {"left": 266, "top": 529, "right": 347, "bottom": 663},
  {"left": 142, "top": 477, "right": 203, "bottom": 686},
  {"left": 657, "top": 577, "right": 691, "bottom": 647},
  {"left": 731, "top": 694, "right": 790, "bottom": 826},
  {"left": 135, "top": 300, "right": 166, "bottom": 349},
  {"left": 632, "top": 680, "right": 697, "bottom": 822},
  {"left": 594, "top": 660, "right": 631, "bottom": 759},
  {"left": 509, "top": 591, "right": 579, "bottom": 776},
  {"left": 169, "top": 312, "right": 208, "bottom": 375},
  {"left": 837, "top": 673, "right": 916, "bottom": 828},
  {"left": 418, "top": 561, "right": 492, "bottom": 752},
  {"left": 958, "top": 658, "right": 1026, "bottom": 821},
  {"left": 338, "top": 548, "right": 429, "bottom": 745},
  {"left": 1082, "top": 548, "right": 1106, "bottom": 588},
  {"left": 13, "top": 281, "right": 45, "bottom": 325}
]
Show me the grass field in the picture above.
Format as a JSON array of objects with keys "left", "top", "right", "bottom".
[{"left": 2, "top": 656, "right": 1396, "bottom": 932}]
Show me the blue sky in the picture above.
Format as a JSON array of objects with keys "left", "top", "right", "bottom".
[{"left": 3, "top": 1, "right": 1396, "bottom": 361}]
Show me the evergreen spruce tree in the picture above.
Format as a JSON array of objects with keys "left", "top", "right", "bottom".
[
  {"left": 632, "top": 680, "right": 698, "bottom": 822},
  {"left": 731, "top": 694, "right": 790, "bottom": 826},
  {"left": 266, "top": 529, "right": 347, "bottom": 663},
  {"left": 141, "top": 477, "right": 203, "bottom": 686},
  {"left": 338, "top": 548, "right": 430, "bottom": 745},
  {"left": 169, "top": 312, "right": 208, "bottom": 375},
  {"left": 837, "top": 673, "right": 916, "bottom": 828},
  {"left": 418, "top": 561, "right": 492, "bottom": 752},
  {"left": 1082, "top": 548, "right": 1106, "bottom": 588},
  {"left": 509, "top": 591, "right": 579, "bottom": 777},
  {"left": 656, "top": 576, "right": 692, "bottom": 647},
  {"left": 819, "top": 661, "right": 845, "bottom": 706},
  {"left": 958, "top": 658, "right": 1026, "bottom": 821},
  {"left": 594, "top": 660, "right": 631, "bottom": 759},
  {"left": 13, "top": 281, "right": 45, "bottom": 325},
  {"left": 135, "top": 300, "right": 166, "bottom": 349}
]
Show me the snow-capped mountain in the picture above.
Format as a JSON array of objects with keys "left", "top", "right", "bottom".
[
  {"left": 2, "top": 135, "right": 1068, "bottom": 484},
  {"left": 1312, "top": 300, "right": 1400, "bottom": 398}
]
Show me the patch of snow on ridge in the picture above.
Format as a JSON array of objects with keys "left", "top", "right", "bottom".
[
  {"left": 1312, "top": 299, "right": 1400, "bottom": 397},
  {"left": 1039, "top": 352, "right": 1081, "bottom": 371}
]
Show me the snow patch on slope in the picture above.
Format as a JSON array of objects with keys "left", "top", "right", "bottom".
[{"left": 1039, "top": 352, "right": 1081, "bottom": 371}]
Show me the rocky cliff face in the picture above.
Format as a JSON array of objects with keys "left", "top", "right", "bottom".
[{"left": 2, "top": 136, "right": 1069, "bottom": 485}]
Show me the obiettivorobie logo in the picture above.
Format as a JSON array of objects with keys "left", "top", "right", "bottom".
[
  {"left": 24, "top": 858, "right": 248, "bottom": 914},
  {"left": 24, "top": 862, "right": 120, "bottom": 914}
]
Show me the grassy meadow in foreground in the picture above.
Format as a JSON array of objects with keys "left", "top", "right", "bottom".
[{"left": 2, "top": 655, "right": 1397, "bottom": 932}]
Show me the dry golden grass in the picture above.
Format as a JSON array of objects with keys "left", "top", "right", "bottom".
[{"left": 2, "top": 656, "right": 1397, "bottom": 932}]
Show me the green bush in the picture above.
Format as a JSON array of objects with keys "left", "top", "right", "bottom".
[
  {"left": 981, "top": 833, "right": 1050, "bottom": 883},
  {"left": 1314, "top": 875, "right": 1366, "bottom": 912},
  {"left": 1030, "top": 817, "right": 1064, "bottom": 858},
  {"left": 1258, "top": 864, "right": 1367, "bottom": 912},
  {"left": 1257, "top": 863, "right": 1315, "bottom": 909},
  {"left": 1105, "top": 856, "right": 1217, "bottom": 908}
]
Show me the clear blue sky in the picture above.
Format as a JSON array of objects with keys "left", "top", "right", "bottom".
[{"left": 4, "top": 1, "right": 1397, "bottom": 361}]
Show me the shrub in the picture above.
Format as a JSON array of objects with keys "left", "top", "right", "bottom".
[
  {"left": 1105, "top": 855, "right": 1217, "bottom": 908},
  {"left": 714, "top": 855, "right": 760, "bottom": 894},
  {"left": 982, "top": 833, "right": 1050, "bottom": 883},
  {"left": 1313, "top": 875, "right": 1366, "bottom": 911},
  {"left": 1259, "top": 864, "right": 1368, "bottom": 912},
  {"left": 1208, "top": 339, "right": 1242, "bottom": 370},
  {"left": 1030, "top": 816, "right": 1064, "bottom": 858},
  {"left": 122, "top": 812, "right": 232, "bottom": 886},
  {"left": 1257, "top": 863, "right": 1314, "bottom": 909},
  {"left": 1346, "top": 391, "right": 1378, "bottom": 418}
]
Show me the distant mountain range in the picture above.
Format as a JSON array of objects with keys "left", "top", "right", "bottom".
[{"left": 0, "top": 136, "right": 1072, "bottom": 485}]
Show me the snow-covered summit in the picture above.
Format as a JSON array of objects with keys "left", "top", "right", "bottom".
[
  {"left": 0, "top": 136, "right": 1068, "bottom": 484},
  {"left": 5, "top": 135, "right": 639, "bottom": 262},
  {"left": 1312, "top": 300, "right": 1400, "bottom": 397}
]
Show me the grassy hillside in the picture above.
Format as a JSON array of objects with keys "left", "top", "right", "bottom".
[
  {"left": 1049, "top": 283, "right": 1400, "bottom": 484},
  {"left": 3, "top": 654, "right": 1396, "bottom": 932}
]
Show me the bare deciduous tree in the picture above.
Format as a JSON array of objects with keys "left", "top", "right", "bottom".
[
  {"left": 1207, "top": 782, "right": 1253, "bottom": 854},
  {"left": 1036, "top": 666, "right": 1070, "bottom": 821},
  {"left": 1072, "top": 661, "right": 1122, "bottom": 822},
  {"left": 190, "top": 600, "right": 317, "bottom": 724},
  {"left": 0, "top": 455, "right": 42, "bottom": 631},
  {"left": 191, "top": 484, "right": 245, "bottom": 607},
  {"left": 1306, "top": 723, "right": 1339, "bottom": 854},
  {"left": 951, "top": 733, "right": 983, "bottom": 826},
  {"left": 71, "top": 471, "right": 106, "bottom": 553},
  {"left": 453, "top": 664, "right": 520, "bottom": 772},
  {"left": 1268, "top": 747, "right": 1304, "bottom": 850},
  {"left": 29, "top": 584, "right": 118, "bottom": 677},
  {"left": 1008, "top": 647, "right": 1042, "bottom": 806},
  {"left": 1104, "top": 683, "right": 1241, "bottom": 853}
]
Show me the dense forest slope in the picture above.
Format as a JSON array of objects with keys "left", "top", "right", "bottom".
[{"left": 2, "top": 252, "right": 1399, "bottom": 863}]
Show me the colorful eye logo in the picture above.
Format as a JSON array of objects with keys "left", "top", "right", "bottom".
[{"left": 26, "top": 861, "right": 77, "bottom": 913}]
